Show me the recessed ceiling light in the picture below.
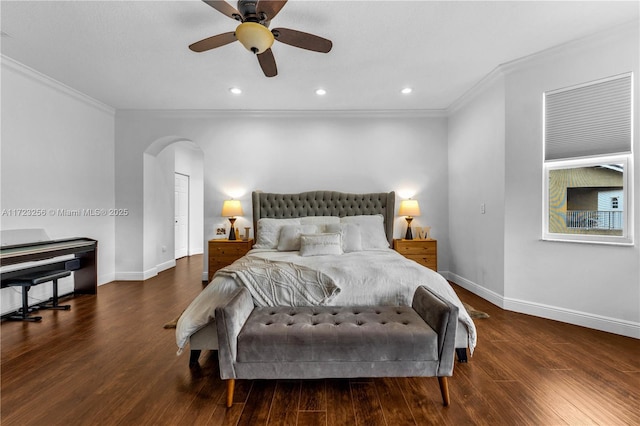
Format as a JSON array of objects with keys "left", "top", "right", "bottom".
[
  {"left": 229, "top": 87, "right": 242, "bottom": 95},
  {"left": 401, "top": 87, "right": 413, "bottom": 94},
  {"left": 315, "top": 88, "right": 327, "bottom": 96}
]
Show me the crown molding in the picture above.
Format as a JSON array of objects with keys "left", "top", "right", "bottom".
[
  {"left": 116, "top": 108, "right": 448, "bottom": 120},
  {"left": 446, "top": 67, "right": 505, "bottom": 115},
  {"left": 501, "top": 18, "right": 639, "bottom": 76},
  {"left": 8, "top": 18, "right": 637, "bottom": 120},
  {"left": 447, "top": 18, "right": 639, "bottom": 115},
  {"left": 2, "top": 54, "right": 443, "bottom": 119},
  {"left": 1, "top": 55, "right": 115, "bottom": 116}
]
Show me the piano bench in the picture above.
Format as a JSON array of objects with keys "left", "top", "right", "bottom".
[{"left": 5, "top": 270, "right": 72, "bottom": 322}]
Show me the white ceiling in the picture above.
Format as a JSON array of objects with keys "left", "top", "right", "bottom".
[{"left": 1, "top": 1, "right": 638, "bottom": 111}]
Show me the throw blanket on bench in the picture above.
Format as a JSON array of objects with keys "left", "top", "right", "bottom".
[{"left": 216, "top": 256, "right": 341, "bottom": 307}]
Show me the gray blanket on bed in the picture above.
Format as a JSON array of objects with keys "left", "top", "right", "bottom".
[{"left": 216, "top": 256, "right": 341, "bottom": 307}]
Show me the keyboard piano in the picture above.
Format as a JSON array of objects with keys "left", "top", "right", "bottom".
[{"left": 1, "top": 238, "right": 97, "bottom": 294}]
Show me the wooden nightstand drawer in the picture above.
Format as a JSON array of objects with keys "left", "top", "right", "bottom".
[
  {"left": 394, "top": 242, "right": 436, "bottom": 256},
  {"left": 208, "top": 259, "right": 234, "bottom": 274},
  {"left": 404, "top": 255, "right": 437, "bottom": 270},
  {"left": 393, "top": 239, "right": 437, "bottom": 272},
  {"left": 210, "top": 244, "right": 251, "bottom": 256},
  {"left": 208, "top": 255, "right": 241, "bottom": 265},
  {"left": 208, "top": 239, "right": 253, "bottom": 282}
]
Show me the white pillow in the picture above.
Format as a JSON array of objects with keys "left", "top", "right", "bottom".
[
  {"left": 325, "top": 223, "right": 363, "bottom": 252},
  {"left": 300, "top": 216, "right": 341, "bottom": 232},
  {"left": 299, "top": 233, "right": 344, "bottom": 257},
  {"left": 340, "top": 214, "right": 389, "bottom": 250},
  {"left": 277, "top": 225, "right": 319, "bottom": 251},
  {"left": 253, "top": 218, "right": 301, "bottom": 249}
]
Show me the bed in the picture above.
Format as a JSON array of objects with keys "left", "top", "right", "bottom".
[{"left": 176, "top": 190, "right": 476, "bottom": 365}]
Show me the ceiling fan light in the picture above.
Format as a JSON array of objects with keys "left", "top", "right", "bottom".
[{"left": 235, "top": 22, "right": 274, "bottom": 54}]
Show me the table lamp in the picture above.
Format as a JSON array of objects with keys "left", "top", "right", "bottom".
[
  {"left": 221, "top": 200, "right": 244, "bottom": 240},
  {"left": 398, "top": 199, "right": 421, "bottom": 240}
]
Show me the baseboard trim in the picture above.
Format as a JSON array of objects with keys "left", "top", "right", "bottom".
[
  {"left": 114, "top": 259, "right": 179, "bottom": 281},
  {"left": 503, "top": 297, "right": 640, "bottom": 339},
  {"left": 98, "top": 273, "right": 115, "bottom": 286},
  {"left": 157, "top": 259, "right": 176, "bottom": 274},
  {"left": 115, "top": 266, "right": 159, "bottom": 281},
  {"left": 115, "top": 271, "right": 146, "bottom": 281},
  {"left": 446, "top": 272, "right": 505, "bottom": 308},
  {"left": 446, "top": 272, "right": 640, "bottom": 339}
]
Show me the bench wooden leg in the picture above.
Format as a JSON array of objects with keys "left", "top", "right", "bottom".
[
  {"left": 438, "top": 377, "right": 450, "bottom": 406},
  {"left": 226, "top": 379, "right": 235, "bottom": 408}
]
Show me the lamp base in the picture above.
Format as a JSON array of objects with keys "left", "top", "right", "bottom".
[
  {"left": 404, "top": 217, "right": 414, "bottom": 240},
  {"left": 228, "top": 218, "right": 237, "bottom": 241}
]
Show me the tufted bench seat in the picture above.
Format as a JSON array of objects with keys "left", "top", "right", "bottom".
[{"left": 215, "top": 285, "right": 458, "bottom": 408}]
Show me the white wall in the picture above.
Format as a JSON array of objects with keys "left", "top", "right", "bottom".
[
  {"left": 115, "top": 111, "right": 450, "bottom": 279},
  {"left": 174, "top": 142, "right": 204, "bottom": 258},
  {"left": 1, "top": 57, "right": 116, "bottom": 314},
  {"left": 503, "top": 23, "right": 639, "bottom": 337},
  {"left": 447, "top": 22, "right": 639, "bottom": 337},
  {"left": 447, "top": 73, "right": 506, "bottom": 304},
  {"left": 142, "top": 150, "right": 175, "bottom": 278}
]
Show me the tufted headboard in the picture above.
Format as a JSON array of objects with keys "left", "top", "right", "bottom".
[{"left": 252, "top": 190, "right": 396, "bottom": 246}]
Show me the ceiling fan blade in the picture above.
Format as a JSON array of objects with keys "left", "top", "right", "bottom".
[
  {"left": 202, "top": 0, "right": 242, "bottom": 21},
  {"left": 189, "top": 32, "right": 237, "bottom": 52},
  {"left": 257, "top": 48, "right": 278, "bottom": 77},
  {"left": 256, "top": 0, "right": 288, "bottom": 21},
  {"left": 272, "top": 28, "right": 332, "bottom": 53}
]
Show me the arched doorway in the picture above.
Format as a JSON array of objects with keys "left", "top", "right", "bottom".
[{"left": 143, "top": 137, "right": 204, "bottom": 277}]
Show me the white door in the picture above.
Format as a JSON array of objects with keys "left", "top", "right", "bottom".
[{"left": 175, "top": 173, "right": 189, "bottom": 259}]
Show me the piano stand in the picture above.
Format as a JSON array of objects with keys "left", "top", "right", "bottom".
[{"left": 5, "top": 270, "right": 72, "bottom": 321}]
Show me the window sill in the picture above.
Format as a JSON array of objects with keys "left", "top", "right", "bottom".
[{"left": 541, "top": 235, "right": 634, "bottom": 247}]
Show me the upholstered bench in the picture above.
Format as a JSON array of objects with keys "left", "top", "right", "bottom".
[{"left": 215, "top": 285, "right": 459, "bottom": 408}]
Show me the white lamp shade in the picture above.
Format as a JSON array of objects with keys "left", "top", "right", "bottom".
[
  {"left": 221, "top": 200, "right": 244, "bottom": 217},
  {"left": 399, "top": 199, "right": 421, "bottom": 217},
  {"left": 235, "top": 22, "right": 274, "bottom": 54}
]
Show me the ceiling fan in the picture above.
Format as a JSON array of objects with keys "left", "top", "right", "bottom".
[{"left": 189, "top": 0, "right": 333, "bottom": 77}]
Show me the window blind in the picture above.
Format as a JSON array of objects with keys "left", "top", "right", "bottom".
[{"left": 544, "top": 73, "right": 632, "bottom": 161}]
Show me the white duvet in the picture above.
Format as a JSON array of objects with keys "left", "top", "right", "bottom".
[{"left": 175, "top": 248, "right": 476, "bottom": 354}]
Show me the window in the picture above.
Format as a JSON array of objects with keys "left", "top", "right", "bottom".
[{"left": 543, "top": 73, "right": 633, "bottom": 245}]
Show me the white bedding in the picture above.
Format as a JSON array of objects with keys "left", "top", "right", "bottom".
[{"left": 175, "top": 248, "right": 477, "bottom": 354}]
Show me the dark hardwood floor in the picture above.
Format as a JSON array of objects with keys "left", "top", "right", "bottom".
[{"left": 2, "top": 255, "right": 639, "bottom": 425}]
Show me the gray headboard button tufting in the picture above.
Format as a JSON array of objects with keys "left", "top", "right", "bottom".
[{"left": 252, "top": 191, "right": 395, "bottom": 246}]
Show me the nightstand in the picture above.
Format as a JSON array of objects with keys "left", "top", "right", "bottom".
[
  {"left": 393, "top": 239, "right": 437, "bottom": 272},
  {"left": 208, "top": 239, "right": 253, "bottom": 282}
]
